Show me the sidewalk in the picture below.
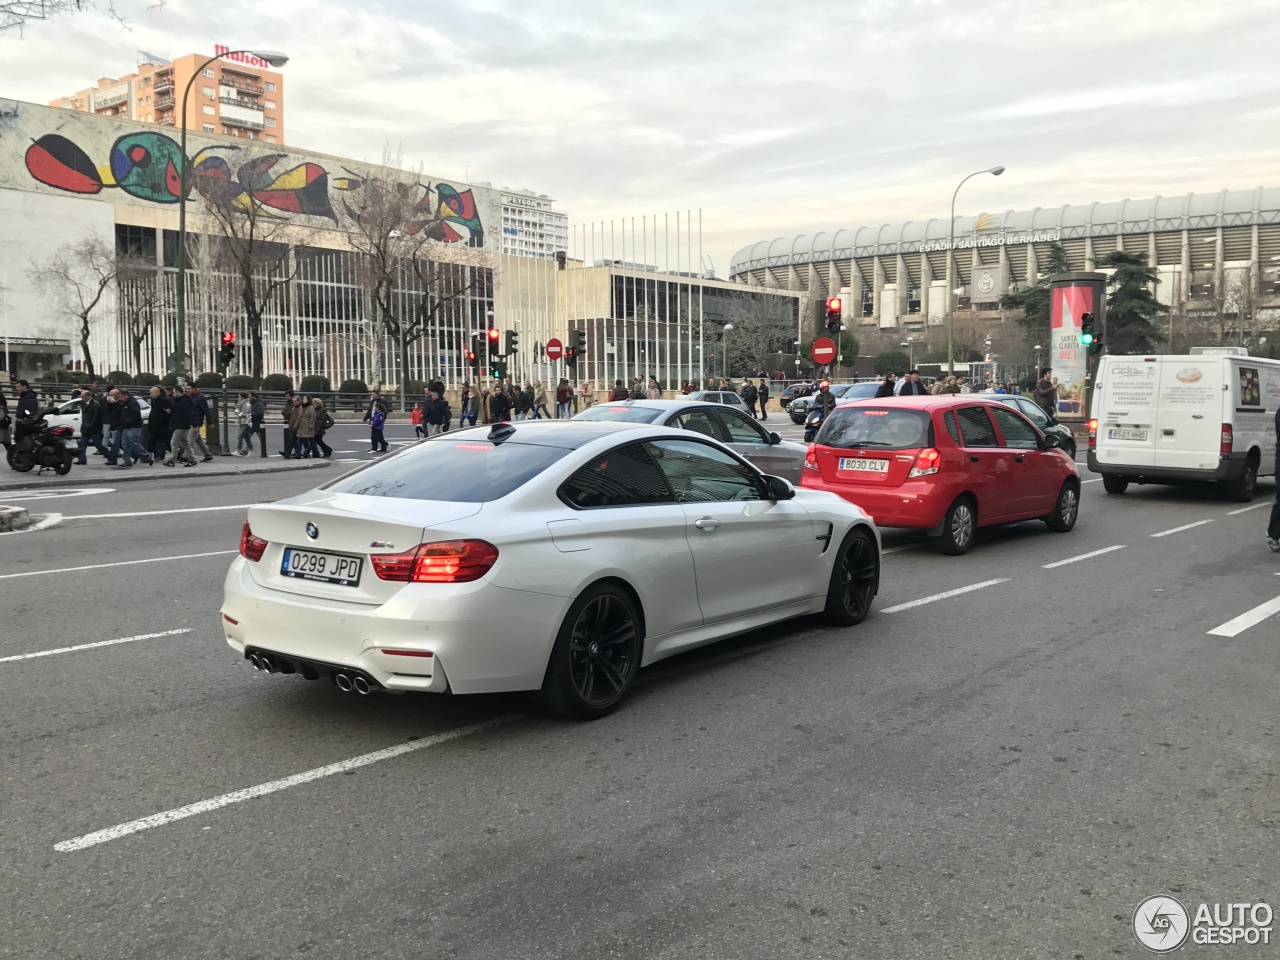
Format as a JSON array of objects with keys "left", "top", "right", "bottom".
[{"left": 0, "top": 454, "right": 330, "bottom": 490}]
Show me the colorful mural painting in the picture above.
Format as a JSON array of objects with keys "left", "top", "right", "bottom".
[{"left": 22, "top": 129, "right": 484, "bottom": 244}]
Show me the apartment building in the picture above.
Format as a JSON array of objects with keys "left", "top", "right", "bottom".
[
  {"left": 499, "top": 187, "right": 569, "bottom": 259},
  {"left": 50, "top": 48, "right": 285, "bottom": 144}
]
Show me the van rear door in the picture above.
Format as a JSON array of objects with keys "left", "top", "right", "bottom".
[
  {"left": 1151, "top": 358, "right": 1225, "bottom": 471},
  {"left": 1095, "top": 357, "right": 1161, "bottom": 468}
]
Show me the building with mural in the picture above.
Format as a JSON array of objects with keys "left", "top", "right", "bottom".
[{"left": 50, "top": 47, "right": 286, "bottom": 145}]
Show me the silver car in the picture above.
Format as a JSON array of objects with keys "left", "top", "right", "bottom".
[
  {"left": 685, "top": 390, "right": 749, "bottom": 410},
  {"left": 573, "top": 399, "right": 810, "bottom": 482}
]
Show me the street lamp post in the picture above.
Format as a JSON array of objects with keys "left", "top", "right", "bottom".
[
  {"left": 900, "top": 336, "right": 916, "bottom": 368},
  {"left": 174, "top": 47, "right": 288, "bottom": 385},
  {"left": 1033, "top": 344, "right": 1042, "bottom": 385},
  {"left": 722, "top": 323, "right": 733, "bottom": 377},
  {"left": 947, "top": 165, "right": 1005, "bottom": 377}
]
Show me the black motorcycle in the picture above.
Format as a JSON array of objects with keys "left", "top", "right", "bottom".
[{"left": 7, "top": 415, "right": 75, "bottom": 475}]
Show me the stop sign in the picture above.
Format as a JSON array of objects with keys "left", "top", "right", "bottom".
[
  {"left": 545, "top": 338, "right": 563, "bottom": 361},
  {"left": 810, "top": 336, "right": 837, "bottom": 365}
]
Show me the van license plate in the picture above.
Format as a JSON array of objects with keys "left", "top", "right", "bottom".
[
  {"left": 838, "top": 457, "right": 889, "bottom": 473},
  {"left": 1107, "top": 429, "right": 1148, "bottom": 441},
  {"left": 281, "top": 547, "right": 362, "bottom": 586}
]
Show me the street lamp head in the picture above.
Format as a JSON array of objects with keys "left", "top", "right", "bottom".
[
  {"left": 250, "top": 50, "right": 289, "bottom": 67},
  {"left": 988, "top": 165, "right": 1005, "bottom": 176},
  {"left": 1033, "top": 344, "right": 1042, "bottom": 351},
  {"left": 723, "top": 323, "right": 734, "bottom": 331}
]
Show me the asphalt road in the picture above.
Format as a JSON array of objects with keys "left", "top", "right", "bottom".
[{"left": 1, "top": 433, "right": 1278, "bottom": 959}]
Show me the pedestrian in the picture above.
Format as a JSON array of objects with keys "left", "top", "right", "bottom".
[
  {"left": 279, "top": 389, "right": 296, "bottom": 457},
  {"left": 646, "top": 376, "right": 661, "bottom": 400},
  {"left": 1033, "top": 367, "right": 1057, "bottom": 416},
  {"left": 489, "top": 384, "right": 512, "bottom": 423},
  {"left": 250, "top": 392, "right": 267, "bottom": 457},
  {"left": 14, "top": 379, "right": 39, "bottom": 420},
  {"left": 1268, "top": 403, "right": 1280, "bottom": 553},
  {"left": 533, "top": 381, "right": 551, "bottom": 419},
  {"left": 234, "top": 392, "right": 255, "bottom": 455},
  {"left": 146, "top": 386, "right": 172, "bottom": 462},
  {"left": 100, "top": 383, "right": 121, "bottom": 456},
  {"left": 758, "top": 379, "right": 770, "bottom": 420},
  {"left": 555, "top": 379, "right": 573, "bottom": 418},
  {"left": 424, "top": 390, "right": 448, "bottom": 436},
  {"left": 429, "top": 376, "right": 446, "bottom": 398},
  {"left": 513, "top": 384, "right": 532, "bottom": 421},
  {"left": 899, "top": 370, "right": 928, "bottom": 396},
  {"left": 740, "top": 378, "right": 758, "bottom": 417},
  {"left": 74, "top": 388, "right": 108, "bottom": 464},
  {"left": 412, "top": 402, "right": 424, "bottom": 438},
  {"left": 0, "top": 388, "right": 9, "bottom": 450},
  {"left": 480, "top": 385, "right": 492, "bottom": 424},
  {"left": 460, "top": 384, "right": 478, "bottom": 427},
  {"left": 609, "top": 379, "right": 629, "bottom": 402},
  {"left": 112, "top": 388, "right": 153, "bottom": 467},
  {"left": 293, "top": 395, "right": 318, "bottom": 458},
  {"left": 875, "top": 374, "right": 897, "bottom": 398},
  {"left": 187, "top": 385, "right": 214, "bottom": 461},
  {"left": 312, "top": 398, "right": 334, "bottom": 458},
  {"left": 580, "top": 380, "right": 595, "bottom": 410},
  {"left": 362, "top": 391, "right": 388, "bottom": 452}
]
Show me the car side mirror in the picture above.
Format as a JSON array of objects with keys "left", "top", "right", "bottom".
[
  {"left": 768, "top": 432, "right": 782, "bottom": 445},
  {"left": 763, "top": 475, "right": 796, "bottom": 500},
  {"left": 1041, "top": 432, "right": 1064, "bottom": 450}
]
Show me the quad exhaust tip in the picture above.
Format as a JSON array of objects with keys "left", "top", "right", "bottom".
[
  {"left": 248, "top": 653, "right": 262, "bottom": 670},
  {"left": 334, "top": 672, "right": 354, "bottom": 692},
  {"left": 353, "top": 676, "right": 372, "bottom": 695}
]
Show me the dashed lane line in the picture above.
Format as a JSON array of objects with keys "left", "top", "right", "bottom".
[
  {"left": 65, "top": 504, "right": 253, "bottom": 520},
  {"left": 880, "top": 578, "right": 1010, "bottom": 614},
  {"left": 0, "top": 550, "right": 236, "bottom": 581},
  {"left": 1207, "top": 595, "right": 1280, "bottom": 638},
  {"left": 54, "top": 715, "right": 519, "bottom": 852},
  {"left": 0, "top": 629, "right": 193, "bottom": 664},
  {"left": 1227, "top": 501, "right": 1272, "bottom": 516},
  {"left": 1042, "top": 544, "right": 1126, "bottom": 569},
  {"left": 1151, "top": 519, "right": 1216, "bottom": 538}
]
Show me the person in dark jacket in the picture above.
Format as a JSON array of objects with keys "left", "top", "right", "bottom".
[
  {"left": 423, "top": 391, "right": 448, "bottom": 436},
  {"left": 489, "top": 385, "right": 512, "bottom": 423},
  {"left": 249, "top": 392, "right": 268, "bottom": 457},
  {"left": 362, "top": 391, "right": 389, "bottom": 452},
  {"left": 187, "top": 385, "right": 214, "bottom": 461},
  {"left": 874, "top": 374, "right": 898, "bottom": 398},
  {"left": 146, "top": 386, "right": 172, "bottom": 461},
  {"left": 14, "top": 380, "right": 39, "bottom": 420},
  {"left": 757, "top": 379, "right": 770, "bottom": 420},
  {"left": 74, "top": 388, "right": 108, "bottom": 464},
  {"left": 429, "top": 377, "right": 446, "bottom": 398},
  {"left": 100, "top": 384, "right": 122, "bottom": 453},
  {"left": 107, "top": 389, "right": 153, "bottom": 466},
  {"left": 899, "top": 370, "right": 928, "bottom": 396},
  {"left": 740, "top": 380, "right": 758, "bottom": 418},
  {"left": 278, "top": 389, "right": 296, "bottom": 456},
  {"left": 1268, "top": 406, "right": 1280, "bottom": 553},
  {"left": 163, "top": 389, "right": 198, "bottom": 466},
  {"left": 609, "top": 379, "right": 629, "bottom": 402}
]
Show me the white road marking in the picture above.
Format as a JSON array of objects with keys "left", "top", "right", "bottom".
[
  {"left": 881, "top": 578, "right": 1010, "bottom": 614},
  {"left": 55, "top": 715, "right": 518, "bottom": 851},
  {"left": 1081, "top": 478, "right": 1103, "bottom": 484},
  {"left": 0, "top": 549, "right": 236, "bottom": 580},
  {"left": 0, "top": 487, "right": 114, "bottom": 501},
  {"left": 1041, "top": 544, "right": 1126, "bottom": 569},
  {"left": 0, "top": 513, "right": 63, "bottom": 536},
  {"left": 1227, "top": 501, "right": 1272, "bottom": 516},
  {"left": 882, "top": 544, "right": 924, "bottom": 555},
  {"left": 0, "top": 628, "right": 192, "bottom": 664},
  {"left": 1151, "top": 519, "right": 1215, "bottom": 538},
  {"left": 66, "top": 504, "right": 252, "bottom": 520},
  {"left": 1207, "top": 595, "right": 1280, "bottom": 638}
]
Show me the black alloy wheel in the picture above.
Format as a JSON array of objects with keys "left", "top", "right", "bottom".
[
  {"left": 536, "top": 583, "right": 642, "bottom": 720},
  {"left": 823, "top": 527, "right": 879, "bottom": 625}
]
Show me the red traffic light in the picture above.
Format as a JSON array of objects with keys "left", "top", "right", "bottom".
[
  {"left": 466, "top": 350, "right": 477, "bottom": 362},
  {"left": 486, "top": 327, "right": 500, "bottom": 342},
  {"left": 825, "top": 298, "right": 841, "bottom": 314},
  {"left": 220, "top": 331, "right": 236, "bottom": 345}
]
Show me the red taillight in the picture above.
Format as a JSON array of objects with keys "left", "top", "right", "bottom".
[
  {"left": 1088, "top": 418, "right": 1098, "bottom": 450},
  {"left": 908, "top": 447, "right": 941, "bottom": 478},
  {"left": 1221, "top": 423, "right": 1233, "bottom": 455},
  {"left": 804, "top": 445, "right": 819, "bottom": 471},
  {"left": 222, "top": 613, "right": 239, "bottom": 625},
  {"left": 372, "top": 540, "right": 499, "bottom": 583},
  {"left": 239, "top": 522, "right": 267, "bottom": 562}
]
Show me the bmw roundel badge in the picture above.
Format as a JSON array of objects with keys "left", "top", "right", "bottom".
[{"left": 305, "top": 522, "right": 319, "bottom": 540}]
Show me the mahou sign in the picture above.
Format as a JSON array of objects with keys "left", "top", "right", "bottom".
[
  {"left": 214, "top": 45, "right": 272, "bottom": 69},
  {"left": 545, "top": 338, "right": 563, "bottom": 361},
  {"left": 811, "top": 337, "right": 837, "bottom": 365}
]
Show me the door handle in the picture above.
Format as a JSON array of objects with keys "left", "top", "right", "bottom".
[
  {"left": 970, "top": 454, "right": 980, "bottom": 462},
  {"left": 694, "top": 518, "right": 721, "bottom": 531}
]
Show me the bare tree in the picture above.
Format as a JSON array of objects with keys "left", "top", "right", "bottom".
[
  {"left": 115, "top": 254, "right": 160, "bottom": 374},
  {"left": 1, "top": 0, "right": 163, "bottom": 32},
  {"left": 719, "top": 292, "right": 794, "bottom": 377},
  {"left": 29, "top": 236, "right": 122, "bottom": 377}
]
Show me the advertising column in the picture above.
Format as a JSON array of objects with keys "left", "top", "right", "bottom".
[{"left": 1048, "top": 272, "right": 1106, "bottom": 419}]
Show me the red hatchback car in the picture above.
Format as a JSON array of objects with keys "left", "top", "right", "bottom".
[{"left": 800, "top": 396, "right": 1080, "bottom": 554}]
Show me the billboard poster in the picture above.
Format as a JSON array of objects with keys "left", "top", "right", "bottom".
[{"left": 1049, "top": 283, "right": 1093, "bottom": 417}]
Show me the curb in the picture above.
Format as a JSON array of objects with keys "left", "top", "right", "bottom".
[{"left": 0, "top": 459, "right": 330, "bottom": 491}]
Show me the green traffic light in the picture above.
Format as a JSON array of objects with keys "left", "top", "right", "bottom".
[{"left": 1080, "top": 333, "right": 1094, "bottom": 346}]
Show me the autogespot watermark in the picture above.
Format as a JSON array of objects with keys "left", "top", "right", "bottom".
[{"left": 1133, "top": 895, "right": 1273, "bottom": 952}]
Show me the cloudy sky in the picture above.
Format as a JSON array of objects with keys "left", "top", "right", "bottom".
[{"left": 3, "top": 0, "right": 1279, "bottom": 271}]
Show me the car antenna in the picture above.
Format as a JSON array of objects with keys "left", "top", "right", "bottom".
[{"left": 488, "top": 422, "right": 517, "bottom": 444}]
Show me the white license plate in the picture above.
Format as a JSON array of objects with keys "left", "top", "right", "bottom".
[
  {"left": 281, "top": 547, "right": 362, "bottom": 586},
  {"left": 1107, "top": 428, "right": 1148, "bottom": 441},
  {"left": 838, "top": 457, "right": 889, "bottom": 474}
]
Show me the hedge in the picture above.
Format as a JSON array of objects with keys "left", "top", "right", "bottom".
[
  {"left": 195, "top": 372, "right": 224, "bottom": 388},
  {"left": 337, "top": 379, "right": 369, "bottom": 395},
  {"left": 225, "top": 375, "right": 256, "bottom": 389},
  {"left": 105, "top": 370, "right": 134, "bottom": 386},
  {"left": 134, "top": 372, "right": 160, "bottom": 387},
  {"left": 299, "top": 375, "right": 331, "bottom": 393},
  {"left": 261, "top": 373, "right": 294, "bottom": 392}
]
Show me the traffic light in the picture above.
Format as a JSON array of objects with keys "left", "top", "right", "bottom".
[
  {"left": 568, "top": 329, "right": 587, "bottom": 358},
  {"left": 491, "top": 360, "right": 507, "bottom": 380},
  {"left": 564, "top": 345, "right": 577, "bottom": 368},
  {"left": 219, "top": 331, "right": 236, "bottom": 367},
  {"left": 825, "top": 297, "right": 842, "bottom": 333},
  {"left": 466, "top": 334, "right": 480, "bottom": 369},
  {"left": 504, "top": 329, "right": 519, "bottom": 357},
  {"left": 1079, "top": 312, "right": 1095, "bottom": 347},
  {"left": 486, "top": 326, "right": 501, "bottom": 356}
]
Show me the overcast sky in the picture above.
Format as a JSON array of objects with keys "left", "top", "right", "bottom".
[{"left": 3, "top": 0, "right": 1279, "bottom": 272}]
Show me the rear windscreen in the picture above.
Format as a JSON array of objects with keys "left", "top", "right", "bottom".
[
  {"left": 818, "top": 408, "right": 933, "bottom": 449},
  {"left": 572, "top": 406, "right": 663, "bottom": 424},
  {"left": 325, "top": 439, "right": 569, "bottom": 501}
]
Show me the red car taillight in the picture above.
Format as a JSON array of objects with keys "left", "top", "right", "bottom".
[
  {"left": 51, "top": 426, "right": 74, "bottom": 437},
  {"left": 1221, "top": 423, "right": 1233, "bottom": 455},
  {"left": 907, "top": 447, "right": 941, "bottom": 478},
  {"left": 372, "top": 540, "right": 499, "bottom": 583},
  {"left": 1088, "top": 418, "right": 1098, "bottom": 450},
  {"left": 239, "top": 522, "right": 268, "bottom": 562},
  {"left": 804, "top": 445, "right": 819, "bottom": 472}
]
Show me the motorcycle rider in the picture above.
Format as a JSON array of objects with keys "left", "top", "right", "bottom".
[{"left": 14, "top": 380, "right": 39, "bottom": 420}]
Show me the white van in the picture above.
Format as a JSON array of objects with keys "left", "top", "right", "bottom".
[{"left": 1088, "top": 348, "right": 1280, "bottom": 501}]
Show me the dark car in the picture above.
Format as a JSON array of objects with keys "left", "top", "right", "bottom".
[
  {"left": 982, "top": 394, "right": 1077, "bottom": 460},
  {"left": 779, "top": 381, "right": 815, "bottom": 410},
  {"left": 790, "top": 382, "right": 880, "bottom": 423}
]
